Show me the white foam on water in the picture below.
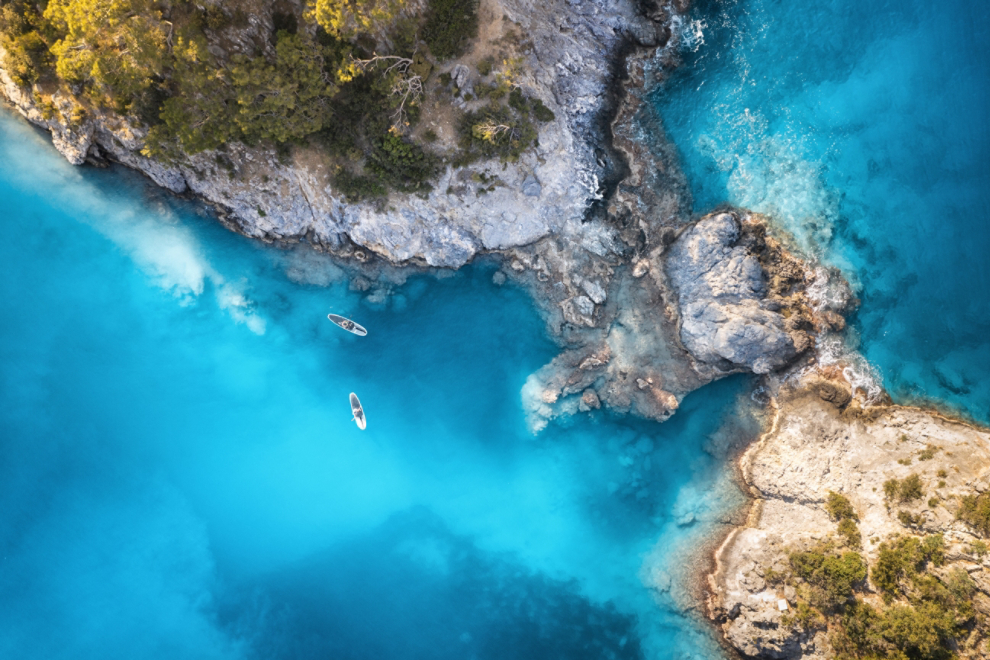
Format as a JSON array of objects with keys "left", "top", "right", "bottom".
[{"left": 0, "top": 121, "right": 267, "bottom": 335}]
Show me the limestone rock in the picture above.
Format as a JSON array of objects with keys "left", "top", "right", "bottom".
[
  {"left": 708, "top": 377, "right": 990, "bottom": 659},
  {"left": 666, "top": 213, "right": 801, "bottom": 374}
]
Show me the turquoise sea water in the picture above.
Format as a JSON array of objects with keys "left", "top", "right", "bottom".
[
  {"left": 6, "top": 0, "right": 989, "bottom": 654},
  {"left": 654, "top": 0, "right": 990, "bottom": 422},
  {"left": 0, "top": 111, "right": 753, "bottom": 659}
]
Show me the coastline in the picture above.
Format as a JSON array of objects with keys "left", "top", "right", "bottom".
[{"left": 6, "top": 1, "right": 990, "bottom": 658}]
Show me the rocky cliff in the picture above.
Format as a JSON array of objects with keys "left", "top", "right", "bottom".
[{"left": 1, "top": 0, "right": 671, "bottom": 268}]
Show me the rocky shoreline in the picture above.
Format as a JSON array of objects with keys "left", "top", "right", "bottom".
[
  {"left": 705, "top": 372, "right": 990, "bottom": 659},
  {"left": 1, "top": 0, "right": 843, "bottom": 432},
  {"left": 9, "top": 1, "right": 990, "bottom": 658}
]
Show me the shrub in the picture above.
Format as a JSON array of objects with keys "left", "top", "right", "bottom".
[
  {"left": 333, "top": 168, "right": 386, "bottom": 201},
  {"left": 900, "top": 474, "right": 924, "bottom": 501},
  {"left": 957, "top": 492, "right": 990, "bottom": 537},
  {"left": 508, "top": 87, "right": 528, "bottom": 113},
  {"left": 422, "top": 0, "right": 478, "bottom": 60},
  {"left": 310, "top": 0, "right": 408, "bottom": 40},
  {"left": 531, "top": 97, "right": 556, "bottom": 122},
  {"left": 459, "top": 104, "right": 537, "bottom": 163},
  {"left": 366, "top": 132, "right": 437, "bottom": 193},
  {"left": 872, "top": 535, "right": 944, "bottom": 597},
  {"left": 878, "top": 603, "right": 954, "bottom": 659},
  {"left": 782, "top": 600, "right": 826, "bottom": 630},
  {"left": 918, "top": 445, "right": 938, "bottom": 461},
  {"left": 203, "top": 5, "right": 227, "bottom": 30},
  {"left": 827, "top": 492, "right": 858, "bottom": 521},
  {"left": 789, "top": 549, "right": 866, "bottom": 611},
  {"left": 884, "top": 478, "right": 901, "bottom": 502},
  {"left": 971, "top": 540, "right": 989, "bottom": 557},
  {"left": 476, "top": 56, "right": 493, "bottom": 76},
  {"left": 833, "top": 599, "right": 958, "bottom": 660},
  {"left": 936, "top": 469, "right": 947, "bottom": 479},
  {"left": 45, "top": 0, "right": 170, "bottom": 104},
  {"left": 898, "top": 510, "right": 923, "bottom": 528},
  {"left": 838, "top": 519, "right": 862, "bottom": 549}
]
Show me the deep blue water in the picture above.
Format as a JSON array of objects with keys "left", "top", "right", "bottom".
[
  {"left": 0, "top": 111, "right": 753, "bottom": 659},
  {"left": 654, "top": 0, "right": 990, "bottom": 422}
]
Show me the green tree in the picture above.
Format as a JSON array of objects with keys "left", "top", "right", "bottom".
[
  {"left": 308, "top": 0, "right": 407, "bottom": 40},
  {"left": 146, "top": 30, "right": 332, "bottom": 157},
  {"left": 0, "top": 2, "right": 54, "bottom": 86},
  {"left": 44, "top": 0, "right": 167, "bottom": 104},
  {"left": 229, "top": 31, "right": 333, "bottom": 143}
]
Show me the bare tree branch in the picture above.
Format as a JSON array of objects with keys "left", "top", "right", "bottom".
[{"left": 349, "top": 54, "right": 423, "bottom": 128}]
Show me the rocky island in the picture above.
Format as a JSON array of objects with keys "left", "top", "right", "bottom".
[{"left": 3, "top": 1, "right": 989, "bottom": 659}]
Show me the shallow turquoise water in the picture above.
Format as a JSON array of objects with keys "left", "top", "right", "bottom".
[
  {"left": 654, "top": 0, "right": 990, "bottom": 422},
  {"left": 0, "top": 111, "right": 752, "bottom": 659}
]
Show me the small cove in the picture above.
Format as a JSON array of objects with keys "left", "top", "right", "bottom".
[{"left": 0, "top": 109, "right": 751, "bottom": 659}]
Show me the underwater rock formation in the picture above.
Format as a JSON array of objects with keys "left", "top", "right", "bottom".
[{"left": 521, "top": 208, "right": 830, "bottom": 432}]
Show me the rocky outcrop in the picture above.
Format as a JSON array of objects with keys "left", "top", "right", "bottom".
[
  {"left": 707, "top": 374, "right": 990, "bottom": 659},
  {"left": 666, "top": 212, "right": 809, "bottom": 376},
  {"left": 520, "top": 208, "right": 828, "bottom": 431}
]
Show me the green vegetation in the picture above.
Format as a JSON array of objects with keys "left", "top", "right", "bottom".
[
  {"left": 45, "top": 0, "right": 168, "bottom": 107},
  {"left": 956, "top": 492, "right": 990, "bottom": 537},
  {"left": 773, "top": 532, "right": 980, "bottom": 660},
  {"left": 789, "top": 548, "right": 867, "bottom": 611},
  {"left": 833, "top": 600, "right": 958, "bottom": 660},
  {"left": 970, "top": 540, "right": 988, "bottom": 557},
  {"left": 826, "top": 492, "right": 862, "bottom": 548},
  {"left": 937, "top": 469, "right": 948, "bottom": 479},
  {"left": 145, "top": 29, "right": 333, "bottom": 157},
  {"left": 308, "top": 0, "right": 408, "bottom": 40},
  {"left": 898, "top": 510, "right": 924, "bottom": 528},
  {"left": 838, "top": 519, "right": 862, "bottom": 548},
  {"left": 872, "top": 535, "right": 944, "bottom": 597},
  {"left": 918, "top": 445, "right": 939, "bottom": 461},
  {"left": 422, "top": 0, "right": 478, "bottom": 60},
  {"left": 774, "top": 526, "right": 980, "bottom": 660},
  {"left": 827, "top": 491, "right": 859, "bottom": 521},
  {"left": 0, "top": 1, "right": 54, "bottom": 86},
  {"left": 885, "top": 475, "right": 925, "bottom": 504},
  {"left": 0, "top": 0, "right": 532, "bottom": 198}
]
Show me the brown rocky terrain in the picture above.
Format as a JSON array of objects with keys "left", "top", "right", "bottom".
[{"left": 708, "top": 374, "right": 990, "bottom": 659}]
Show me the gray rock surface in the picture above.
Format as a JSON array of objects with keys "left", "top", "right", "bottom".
[{"left": 666, "top": 213, "right": 799, "bottom": 374}]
